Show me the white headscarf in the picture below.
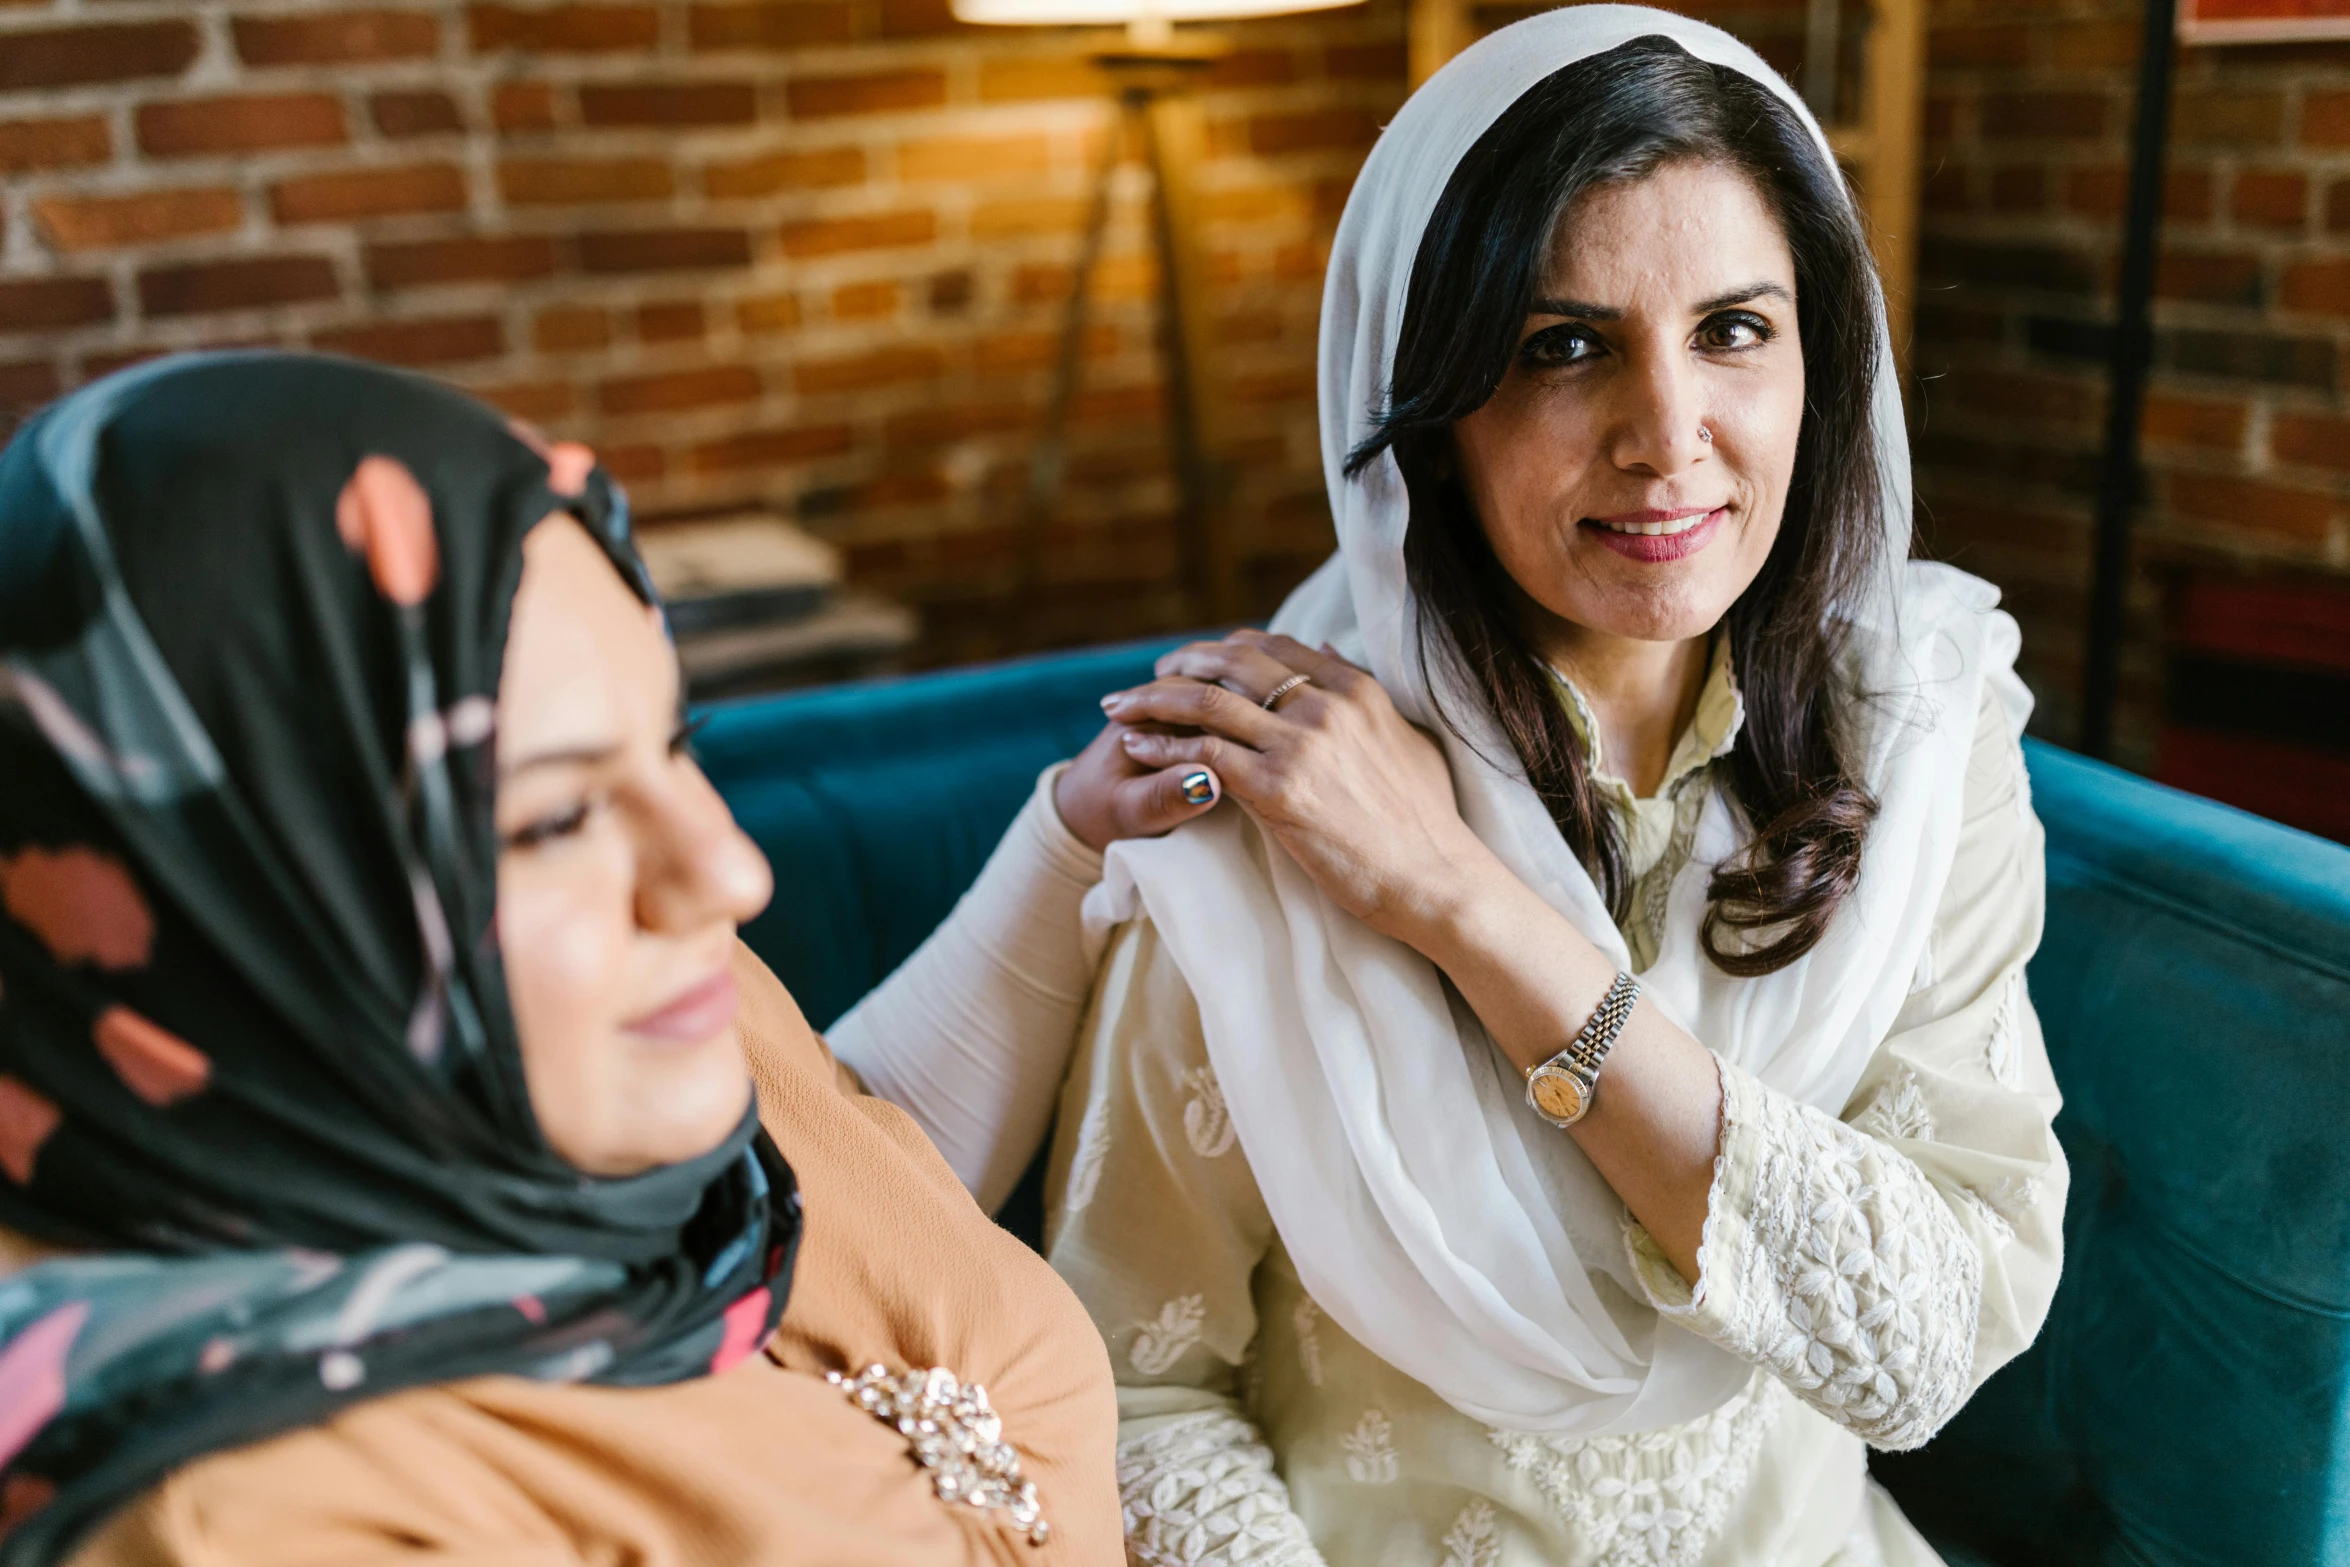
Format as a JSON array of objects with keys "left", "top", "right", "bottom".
[{"left": 1086, "top": 5, "right": 2028, "bottom": 1435}]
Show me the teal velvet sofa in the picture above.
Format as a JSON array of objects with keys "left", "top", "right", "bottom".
[{"left": 696, "top": 635, "right": 2350, "bottom": 1567}]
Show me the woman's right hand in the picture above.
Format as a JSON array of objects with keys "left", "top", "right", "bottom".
[{"left": 1051, "top": 719, "right": 1223, "bottom": 853}]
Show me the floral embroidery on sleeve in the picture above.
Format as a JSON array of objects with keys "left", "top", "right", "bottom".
[
  {"left": 1340, "top": 1409, "right": 1399, "bottom": 1483},
  {"left": 1184, "top": 1065, "right": 1236, "bottom": 1157},
  {"left": 1440, "top": 1499, "right": 1500, "bottom": 1567},
  {"left": 1628, "top": 1067, "right": 1982, "bottom": 1451},
  {"left": 1118, "top": 1410, "right": 1325, "bottom": 1566}
]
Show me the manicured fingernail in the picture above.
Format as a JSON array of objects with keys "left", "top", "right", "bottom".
[
  {"left": 1100, "top": 693, "right": 1122, "bottom": 711},
  {"left": 1180, "top": 771, "right": 1215, "bottom": 805},
  {"left": 1121, "top": 729, "right": 1146, "bottom": 749}
]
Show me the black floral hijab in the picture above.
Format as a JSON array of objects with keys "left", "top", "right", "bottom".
[{"left": 0, "top": 353, "right": 798, "bottom": 1563}]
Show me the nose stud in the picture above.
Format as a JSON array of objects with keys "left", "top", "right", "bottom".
[{"left": 1698, "top": 426, "right": 1713, "bottom": 443}]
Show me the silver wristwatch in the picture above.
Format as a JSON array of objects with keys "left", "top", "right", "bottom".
[{"left": 1523, "top": 972, "right": 1640, "bottom": 1128}]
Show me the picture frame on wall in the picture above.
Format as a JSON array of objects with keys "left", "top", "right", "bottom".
[{"left": 2179, "top": 0, "right": 2350, "bottom": 42}]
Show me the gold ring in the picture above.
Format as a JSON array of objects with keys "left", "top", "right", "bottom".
[{"left": 1261, "top": 673, "right": 1312, "bottom": 710}]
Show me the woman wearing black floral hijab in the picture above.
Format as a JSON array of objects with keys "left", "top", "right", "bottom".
[{"left": 0, "top": 352, "right": 1126, "bottom": 1565}]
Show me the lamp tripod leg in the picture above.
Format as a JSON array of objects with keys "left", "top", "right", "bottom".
[{"left": 1017, "top": 96, "right": 1127, "bottom": 616}]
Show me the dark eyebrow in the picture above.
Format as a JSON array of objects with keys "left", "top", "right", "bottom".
[
  {"left": 498, "top": 742, "right": 619, "bottom": 781},
  {"left": 1525, "top": 281, "right": 1793, "bottom": 322}
]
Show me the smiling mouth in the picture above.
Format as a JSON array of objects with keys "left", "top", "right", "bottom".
[
  {"left": 623, "top": 966, "right": 739, "bottom": 1044},
  {"left": 1587, "top": 507, "right": 1719, "bottom": 537},
  {"left": 1578, "top": 506, "right": 1728, "bottom": 563}
]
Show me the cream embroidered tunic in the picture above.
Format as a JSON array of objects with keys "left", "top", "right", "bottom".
[{"left": 1042, "top": 656, "right": 2068, "bottom": 1567}]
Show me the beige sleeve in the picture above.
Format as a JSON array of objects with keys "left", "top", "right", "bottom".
[
  {"left": 1044, "top": 919, "right": 1324, "bottom": 1567},
  {"left": 1627, "top": 685, "right": 2068, "bottom": 1451}
]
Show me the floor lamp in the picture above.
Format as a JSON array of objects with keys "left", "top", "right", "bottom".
[{"left": 954, "top": 0, "right": 1359, "bottom": 625}]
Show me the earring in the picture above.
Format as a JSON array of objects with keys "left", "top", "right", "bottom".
[{"left": 1698, "top": 426, "right": 1713, "bottom": 443}]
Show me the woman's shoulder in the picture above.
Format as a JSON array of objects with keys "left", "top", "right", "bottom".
[{"left": 68, "top": 1363, "right": 984, "bottom": 1567}]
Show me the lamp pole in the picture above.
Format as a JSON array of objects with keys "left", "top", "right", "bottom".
[{"left": 2080, "top": 0, "right": 2178, "bottom": 760}]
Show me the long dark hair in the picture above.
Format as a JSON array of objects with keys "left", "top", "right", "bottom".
[{"left": 1346, "top": 36, "right": 1885, "bottom": 976}]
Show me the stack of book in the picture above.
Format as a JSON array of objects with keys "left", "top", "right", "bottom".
[{"left": 636, "top": 512, "right": 918, "bottom": 698}]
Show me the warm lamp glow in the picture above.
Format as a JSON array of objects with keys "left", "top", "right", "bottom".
[{"left": 952, "top": 0, "right": 1359, "bottom": 25}]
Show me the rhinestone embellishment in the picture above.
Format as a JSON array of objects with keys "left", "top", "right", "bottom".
[{"left": 827, "top": 1363, "right": 1051, "bottom": 1546}]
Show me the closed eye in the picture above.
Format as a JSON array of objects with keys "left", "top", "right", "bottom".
[
  {"left": 503, "top": 799, "right": 593, "bottom": 850},
  {"left": 671, "top": 711, "right": 713, "bottom": 761}
]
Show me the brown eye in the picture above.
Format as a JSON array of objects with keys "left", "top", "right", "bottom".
[
  {"left": 1698, "top": 312, "right": 1771, "bottom": 351},
  {"left": 1522, "top": 324, "right": 1603, "bottom": 369}
]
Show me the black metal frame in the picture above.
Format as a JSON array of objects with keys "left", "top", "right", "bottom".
[{"left": 2080, "top": 0, "right": 2180, "bottom": 759}]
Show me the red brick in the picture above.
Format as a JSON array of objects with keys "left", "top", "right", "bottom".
[
  {"left": 2065, "top": 165, "right": 2211, "bottom": 223},
  {"left": 373, "top": 91, "right": 463, "bottom": 138},
  {"left": 0, "top": 22, "right": 197, "bottom": 91},
  {"left": 779, "top": 209, "right": 935, "bottom": 258},
  {"left": 1980, "top": 91, "right": 2107, "bottom": 140},
  {"left": 1989, "top": 165, "right": 2044, "bottom": 213},
  {"left": 737, "top": 293, "right": 801, "bottom": 334},
  {"left": 531, "top": 305, "right": 606, "bottom": 351},
  {"left": 2167, "top": 471, "right": 2338, "bottom": 545},
  {"left": 879, "top": 0, "right": 966, "bottom": 37},
  {"left": 883, "top": 400, "right": 1026, "bottom": 448},
  {"left": 0, "top": 360, "right": 59, "bottom": 404},
  {"left": 138, "top": 95, "right": 346, "bottom": 159},
  {"left": 637, "top": 301, "right": 704, "bottom": 341},
  {"left": 795, "top": 344, "right": 944, "bottom": 394},
  {"left": 705, "top": 147, "right": 864, "bottom": 197},
  {"left": 2330, "top": 178, "right": 2350, "bottom": 234},
  {"left": 2281, "top": 259, "right": 2350, "bottom": 317},
  {"left": 34, "top": 188, "right": 241, "bottom": 254},
  {"left": 500, "top": 157, "right": 671, "bottom": 205},
  {"left": 2047, "top": 18, "right": 2139, "bottom": 69},
  {"left": 787, "top": 69, "right": 946, "bottom": 118},
  {"left": 976, "top": 56, "right": 1101, "bottom": 103},
  {"left": 0, "top": 116, "right": 110, "bottom": 173},
  {"left": 973, "top": 325, "right": 1116, "bottom": 374},
  {"left": 1945, "top": 368, "right": 2098, "bottom": 426},
  {"left": 468, "top": 5, "right": 660, "bottom": 51},
  {"left": 1924, "top": 163, "right": 1971, "bottom": 215},
  {"left": 2271, "top": 413, "right": 2350, "bottom": 472},
  {"left": 1204, "top": 50, "right": 1296, "bottom": 88},
  {"left": 2232, "top": 169, "right": 2307, "bottom": 229},
  {"left": 599, "top": 443, "right": 664, "bottom": 482},
  {"left": 2140, "top": 393, "right": 2245, "bottom": 452},
  {"left": 831, "top": 281, "right": 897, "bottom": 320},
  {"left": 1245, "top": 107, "right": 1380, "bottom": 155},
  {"left": 476, "top": 379, "right": 575, "bottom": 421},
  {"left": 272, "top": 165, "right": 467, "bottom": 224},
  {"left": 1326, "top": 41, "right": 1405, "bottom": 78},
  {"left": 896, "top": 132, "right": 1051, "bottom": 183},
  {"left": 1934, "top": 22, "right": 2029, "bottom": 66},
  {"left": 493, "top": 83, "right": 559, "bottom": 132},
  {"left": 313, "top": 314, "right": 505, "bottom": 366},
  {"left": 0, "top": 277, "right": 114, "bottom": 333},
  {"left": 688, "top": 3, "right": 854, "bottom": 48},
  {"left": 971, "top": 197, "right": 1086, "bottom": 238},
  {"left": 579, "top": 83, "right": 757, "bottom": 127},
  {"left": 2174, "top": 90, "right": 2285, "bottom": 148},
  {"left": 2306, "top": 91, "right": 2350, "bottom": 148},
  {"left": 2155, "top": 249, "right": 2261, "bottom": 307},
  {"left": 367, "top": 235, "right": 558, "bottom": 290},
  {"left": 578, "top": 228, "right": 752, "bottom": 273},
  {"left": 232, "top": 11, "right": 438, "bottom": 66},
  {"left": 690, "top": 423, "right": 853, "bottom": 472},
  {"left": 598, "top": 365, "right": 761, "bottom": 415},
  {"left": 139, "top": 256, "right": 339, "bottom": 318}
]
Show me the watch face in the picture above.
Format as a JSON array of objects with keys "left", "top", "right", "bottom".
[{"left": 1530, "top": 1069, "right": 1586, "bottom": 1124}]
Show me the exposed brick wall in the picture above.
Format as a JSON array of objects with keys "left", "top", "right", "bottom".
[
  {"left": 0, "top": 0, "right": 1406, "bottom": 664},
  {"left": 1914, "top": 1, "right": 2350, "bottom": 765},
  {"left": 3, "top": 1, "right": 2342, "bottom": 743}
]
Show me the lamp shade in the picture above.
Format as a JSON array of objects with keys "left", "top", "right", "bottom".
[{"left": 952, "top": 0, "right": 1358, "bottom": 23}]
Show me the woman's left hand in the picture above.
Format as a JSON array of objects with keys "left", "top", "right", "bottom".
[{"left": 1100, "top": 630, "right": 1492, "bottom": 940}]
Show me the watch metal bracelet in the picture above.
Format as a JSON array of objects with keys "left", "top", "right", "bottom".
[{"left": 1523, "top": 971, "right": 1640, "bottom": 1129}]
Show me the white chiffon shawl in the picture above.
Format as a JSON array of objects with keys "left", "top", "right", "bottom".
[{"left": 1083, "top": 5, "right": 2028, "bottom": 1435}]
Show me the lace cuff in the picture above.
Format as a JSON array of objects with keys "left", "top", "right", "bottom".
[
  {"left": 1626, "top": 1062, "right": 1982, "bottom": 1450},
  {"left": 1118, "top": 1409, "right": 1326, "bottom": 1566}
]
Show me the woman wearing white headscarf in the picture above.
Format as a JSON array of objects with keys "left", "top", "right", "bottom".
[
  {"left": 838, "top": 8, "right": 2066, "bottom": 1563},
  {"left": 1046, "top": 11, "right": 2065, "bottom": 1565}
]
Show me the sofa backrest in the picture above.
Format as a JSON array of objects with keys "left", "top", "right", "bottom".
[
  {"left": 701, "top": 644, "right": 2350, "bottom": 1567},
  {"left": 1876, "top": 742, "right": 2350, "bottom": 1567},
  {"left": 698, "top": 636, "right": 1179, "bottom": 1030}
]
